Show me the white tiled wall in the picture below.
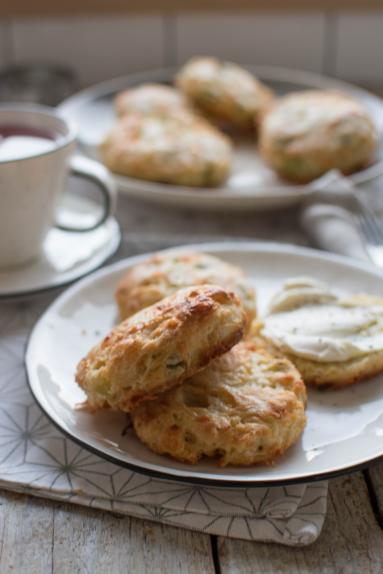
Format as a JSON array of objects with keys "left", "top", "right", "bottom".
[
  {"left": 334, "top": 12, "right": 383, "bottom": 84},
  {"left": 175, "top": 12, "right": 326, "bottom": 72},
  {"left": 10, "top": 16, "right": 166, "bottom": 85},
  {"left": 0, "top": 11, "right": 382, "bottom": 88}
]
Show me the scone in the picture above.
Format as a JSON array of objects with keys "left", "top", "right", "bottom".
[
  {"left": 115, "top": 251, "right": 256, "bottom": 325},
  {"left": 76, "top": 285, "right": 246, "bottom": 411},
  {"left": 115, "top": 84, "right": 189, "bottom": 117},
  {"left": 132, "top": 341, "right": 306, "bottom": 466},
  {"left": 100, "top": 108, "right": 232, "bottom": 187},
  {"left": 261, "top": 277, "right": 383, "bottom": 388},
  {"left": 259, "top": 90, "right": 376, "bottom": 183},
  {"left": 176, "top": 57, "right": 274, "bottom": 131}
]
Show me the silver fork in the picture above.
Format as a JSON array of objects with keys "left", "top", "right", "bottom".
[
  {"left": 309, "top": 183, "right": 383, "bottom": 246},
  {"left": 301, "top": 183, "right": 383, "bottom": 263},
  {"left": 356, "top": 194, "right": 383, "bottom": 246}
]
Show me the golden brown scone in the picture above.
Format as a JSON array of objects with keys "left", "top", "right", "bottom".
[
  {"left": 76, "top": 285, "right": 246, "bottom": 412},
  {"left": 115, "top": 251, "right": 256, "bottom": 325},
  {"left": 176, "top": 57, "right": 274, "bottom": 131},
  {"left": 282, "top": 352, "right": 383, "bottom": 389},
  {"left": 100, "top": 108, "right": 232, "bottom": 187},
  {"left": 261, "top": 281, "right": 383, "bottom": 389},
  {"left": 132, "top": 341, "right": 306, "bottom": 466},
  {"left": 246, "top": 319, "right": 280, "bottom": 351},
  {"left": 259, "top": 90, "right": 377, "bottom": 183},
  {"left": 115, "top": 84, "right": 189, "bottom": 117}
]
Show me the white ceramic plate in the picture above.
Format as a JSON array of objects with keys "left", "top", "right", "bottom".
[
  {"left": 26, "top": 242, "right": 383, "bottom": 486},
  {"left": 58, "top": 66, "right": 383, "bottom": 211}
]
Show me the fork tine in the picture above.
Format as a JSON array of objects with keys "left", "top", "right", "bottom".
[
  {"left": 368, "top": 212, "right": 383, "bottom": 244},
  {"left": 355, "top": 192, "right": 383, "bottom": 245},
  {"left": 358, "top": 209, "right": 383, "bottom": 245}
]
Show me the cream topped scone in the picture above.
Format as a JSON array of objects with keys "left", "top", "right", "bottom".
[
  {"left": 261, "top": 278, "right": 383, "bottom": 388},
  {"left": 176, "top": 57, "right": 274, "bottom": 131},
  {"left": 100, "top": 108, "right": 232, "bottom": 187},
  {"left": 259, "top": 90, "right": 377, "bottom": 183}
]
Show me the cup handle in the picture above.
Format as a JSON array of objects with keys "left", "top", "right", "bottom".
[{"left": 55, "top": 155, "right": 116, "bottom": 233}]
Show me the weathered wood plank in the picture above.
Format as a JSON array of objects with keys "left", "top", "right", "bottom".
[
  {"left": 217, "top": 473, "right": 383, "bottom": 574},
  {"left": 52, "top": 500, "right": 215, "bottom": 574},
  {"left": 367, "top": 461, "right": 383, "bottom": 522},
  {"left": 0, "top": 489, "right": 215, "bottom": 574},
  {"left": 0, "top": 490, "right": 54, "bottom": 574}
]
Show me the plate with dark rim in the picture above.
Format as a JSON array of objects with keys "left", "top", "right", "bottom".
[
  {"left": 26, "top": 242, "right": 383, "bottom": 486},
  {"left": 58, "top": 66, "right": 383, "bottom": 211}
]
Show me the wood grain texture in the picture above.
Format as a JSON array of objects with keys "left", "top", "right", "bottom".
[
  {"left": 217, "top": 473, "right": 383, "bottom": 574},
  {"left": 0, "top": 490, "right": 215, "bottom": 574},
  {"left": 0, "top": 472, "right": 382, "bottom": 573},
  {"left": 1, "top": 1, "right": 383, "bottom": 18},
  {"left": 367, "top": 462, "right": 383, "bottom": 523},
  {"left": 0, "top": 491, "right": 54, "bottom": 574}
]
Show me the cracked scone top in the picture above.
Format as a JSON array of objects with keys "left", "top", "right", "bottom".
[
  {"left": 260, "top": 90, "right": 376, "bottom": 182},
  {"left": 100, "top": 108, "right": 232, "bottom": 187},
  {"left": 176, "top": 57, "right": 274, "bottom": 130},
  {"left": 115, "top": 251, "right": 256, "bottom": 324},
  {"left": 115, "top": 84, "right": 190, "bottom": 117},
  {"left": 76, "top": 284, "right": 246, "bottom": 412},
  {"left": 132, "top": 341, "right": 306, "bottom": 466}
]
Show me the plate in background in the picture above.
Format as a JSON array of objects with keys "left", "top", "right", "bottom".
[
  {"left": 58, "top": 66, "right": 383, "bottom": 211},
  {"left": 26, "top": 242, "right": 383, "bottom": 486}
]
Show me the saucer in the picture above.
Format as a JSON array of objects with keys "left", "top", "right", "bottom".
[{"left": 0, "top": 215, "right": 121, "bottom": 299}]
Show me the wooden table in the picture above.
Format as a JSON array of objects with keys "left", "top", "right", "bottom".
[{"left": 1, "top": 196, "right": 383, "bottom": 573}]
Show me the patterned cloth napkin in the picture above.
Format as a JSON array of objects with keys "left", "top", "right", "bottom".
[{"left": 0, "top": 233, "right": 328, "bottom": 546}]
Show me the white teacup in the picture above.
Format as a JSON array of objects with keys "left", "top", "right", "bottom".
[{"left": 0, "top": 104, "right": 115, "bottom": 268}]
